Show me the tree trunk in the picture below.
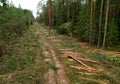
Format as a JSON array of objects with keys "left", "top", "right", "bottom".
[
  {"left": 53, "top": 4, "right": 55, "bottom": 26},
  {"left": 98, "top": 0, "right": 104, "bottom": 48},
  {"left": 102, "top": 0, "right": 110, "bottom": 49},
  {"left": 89, "top": 0, "right": 93, "bottom": 46},
  {"left": 92, "top": 0, "right": 96, "bottom": 44},
  {"left": 77, "top": 0, "right": 80, "bottom": 14},
  {"left": 68, "top": 0, "right": 70, "bottom": 21},
  {"left": 48, "top": 0, "right": 51, "bottom": 36}
]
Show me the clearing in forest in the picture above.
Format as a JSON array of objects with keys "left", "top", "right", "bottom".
[
  {"left": 0, "top": 23, "right": 120, "bottom": 84},
  {"left": 37, "top": 23, "right": 120, "bottom": 84}
]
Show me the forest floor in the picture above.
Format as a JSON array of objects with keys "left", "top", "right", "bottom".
[{"left": 0, "top": 23, "right": 120, "bottom": 84}]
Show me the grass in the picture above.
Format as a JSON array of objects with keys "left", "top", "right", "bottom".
[
  {"left": 5, "top": 24, "right": 119, "bottom": 84},
  {"left": 0, "top": 24, "right": 47, "bottom": 84},
  {"left": 42, "top": 27, "right": 120, "bottom": 84},
  {"left": 48, "top": 63, "right": 60, "bottom": 72},
  {"left": 67, "top": 44, "right": 120, "bottom": 83}
]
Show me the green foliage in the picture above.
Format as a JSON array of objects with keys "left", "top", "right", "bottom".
[
  {"left": 37, "top": 0, "right": 120, "bottom": 48},
  {"left": 73, "top": 4, "right": 90, "bottom": 41},
  {"left": 0, "top": 4, "right": 34, "bottom": 56},
  {"left": 0, "top": 0, "right": 7, "bottom": 6},
  {"left": 56, "top": 22, "right": 71, "bottom": 35},
  {"left": 107, "top": 53, "right": 120, "bottom": 65},
  {"left": 48, "top": 63, "right": 59, "bottom": 72},
  {"left": 106, "top": 19, "right": 119, "bottom": 46},
  {"left": 0, "top": 25, "right": 47, "bottom": 84}
]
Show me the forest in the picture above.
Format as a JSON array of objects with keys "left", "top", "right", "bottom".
[
  {"left": 37, "top": 0, "right": 120, "bottom": 49},
  {"left": 0, "top": 0, "right": 120, "bottom": 84},
  {"left": 0, "top": 0, "right": 34, "bottom": 57}
]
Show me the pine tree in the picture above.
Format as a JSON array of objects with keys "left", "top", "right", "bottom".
[
  {"left": 89, "top": 0, "right": 93, "bottom": 45},
  {"left": 48, "top": 0, "right": 51, "bottom": 35},
  {"left": 98, "top": 0, "right": 104, "bottom": 48},
  {"left": 102, "top": 0, "right": 110, "bottom": 49}
]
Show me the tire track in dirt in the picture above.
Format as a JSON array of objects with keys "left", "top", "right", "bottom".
[{"left": 35, "top": 26, "right": 69, "bottom": 84}]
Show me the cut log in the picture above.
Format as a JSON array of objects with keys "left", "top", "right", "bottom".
[
  {"left": 70, "top": 66, "right": 97, "bottom": 72},
  {"left": 47, "top": 36, "right": 55, "bottom": 39},
  {"left": 68, "top": 55, "right": 96, "bottom": 71},
  {"left": 65, "top": 52, "right": 99, "bottom": 64},
  {"left": 59, "top": 48, "right": 73, "bottom": 51},
  {"left": 78, "top": 76, "right": 107, "bottom": 84},
  {"left": 78, "top": 58, "right": 100, "bottom": 64},
  {"left": 52, "top": 40, "right": 62, "bottom": 42},
  {"left": 75, "top": 72, "right": 99, "bottom": 76},
  {"left": 59, "top": 49, "right": 73, "bottom": 54},
  {"left": 64, "top": 52, "right": 80, "bottom": 56}
]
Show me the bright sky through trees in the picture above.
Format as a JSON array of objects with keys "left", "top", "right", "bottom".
[{"left": 11, "top": 0, "right": 47, "bottom": 18}]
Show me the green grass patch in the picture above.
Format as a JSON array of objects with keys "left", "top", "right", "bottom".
[
  {"left": 33, "top": 24, "right": 120, "bottom": 84},
  {"left": 49, "top": 31, "right": 120, "bottom": 84},
  {"left": 0, "top": 24, "right": 47, "bottom": 84}
]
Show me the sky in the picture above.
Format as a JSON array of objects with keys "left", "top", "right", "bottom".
[{"left": 11, "top": 0, "right": 47, "bottom": 18}]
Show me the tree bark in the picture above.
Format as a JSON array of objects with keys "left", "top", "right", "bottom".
[
  {"left": 102, "top": 0, "right": 110, "bottom": 49},
  {"left": 68, "top": 0, "right": 70, "bottom": 21},
  {"left": 98, "top": 0, "right": 104, "bottom": 48},
  {"left": 92, "top": 0, "right": 96, "bottom": 44},
  {"left": 89, "top": 0, "right": 93, "bottom": 46},
  {"left": 77, "top": 0, "right": 80, "bottom": 14},
  {"left": 48, "top": 0, "right": 51, "bottom": 36}
]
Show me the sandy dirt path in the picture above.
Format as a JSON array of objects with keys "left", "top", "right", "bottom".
[{"left": 35, "top": 24, "right": 69, "bottom": 84}]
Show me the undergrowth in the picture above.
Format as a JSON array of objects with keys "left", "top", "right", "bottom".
[
  {"left": 0, "top": 24, "right": 46, "bottom": 84},
  {"left": 45, "top": 27, "right": 120, "bottom": 84}
]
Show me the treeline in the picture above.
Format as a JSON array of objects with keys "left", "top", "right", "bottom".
[
  {"left": 37, "top": 0, "right": 120, "bottom": 49},
  {"left": 0, "top": 0, "right": 34, "bottom": 56}
]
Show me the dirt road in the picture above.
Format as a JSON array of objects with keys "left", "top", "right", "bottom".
[
  {"left": 34, "top": 23, "right": 120, "bottom": 84},
  {"left": 35, "top": 24, "right": 70, "bottom": 84}
]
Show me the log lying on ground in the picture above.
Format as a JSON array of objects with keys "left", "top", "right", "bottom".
[
  {"left": 78, "top": 58, "right": 100, "bottom": 64},
  {"left": 59, "top": 48, "right": 73, "bottom": 51},
  {"left": 59, "top": 49, "right": 73, "bottom": 53},
  {"left": 64, "top": 52, "right": 99, "bottom": 64},
  {"left": 114, "top": 52, "right": 120, "bottom": 54},
  {"left": 78, "top": 76, "right": 107, "bottom": 84},
  {"left": 64, "top": 52, "right": 80, "bottom": 56},
  {"left": 68, "top": 55, "right": 97, "bottom": 71},
  {"left": 75, "top": 72, "right": 100, "bottom": 76},
  {"left": 47, "top": 36, "right": 55, "bottom": 39},
  {"left": 70, "top": 66, "right": 98, "bottom": 73},
  {"left": 52, "top": 39, "right": 62, "bottom": 42}
]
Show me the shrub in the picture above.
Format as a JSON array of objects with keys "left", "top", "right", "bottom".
[{"left": 56, "top": 22, "right": 72, "bottom": 36}]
